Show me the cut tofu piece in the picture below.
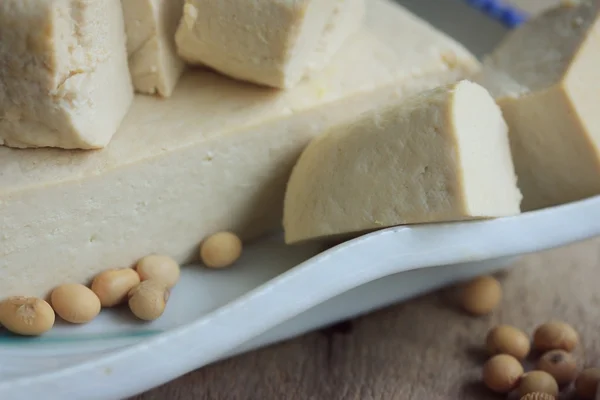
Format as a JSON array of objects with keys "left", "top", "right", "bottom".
[
  {"left": 0, "top": 0, "right": 479, "bottom": 298},
  {"left": 122, "top": 0, "right": 186, "bottom": 97},
  {"left": 476, "top": 0, "right": 600, "bottom": 211},
  {"left": 175, "top": 0, "right": 365, "bottom": 89},
  {"left": 283, "top": 81, "right": 522, "bottom": 244},
  {"left": 0, "top": 0, "right": 134, "bottom": 150}
]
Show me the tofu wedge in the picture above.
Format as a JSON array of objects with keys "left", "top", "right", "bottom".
[
  {"left": 122, "top": 0, "right": 186, "bottom": 97},
  {"left": 175, "top": 0, "right": 365, "bottom": 89},
  {"left": 0, "top": 0, "right": 134, "bottom": 149},
  {"left": 283, "top": 81, "right": 522, "bottom": 244},
  {"left": 477, "top": 0, "right": 600, "bottom": 210},
  {"left": 0, "top": 0, "right": 479, "bottom": 297}
]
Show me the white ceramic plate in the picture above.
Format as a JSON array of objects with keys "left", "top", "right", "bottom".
[{"left": 3, "top": 2, "right": 599, "bottom": 399}]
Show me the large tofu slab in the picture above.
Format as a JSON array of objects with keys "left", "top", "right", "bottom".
[
  {"left": 175, "top": 0, "right": 365, "bottom": 89},
  {"left": 0, "top": 0, "right": 479, "bottom": 298},
  {"left": 0, "top": 0, "right": 134, "bottom": 150},
  {"left": 283, "top": 81, "right": 522, "bottom": 244},
  {"left": 477, "top": 0, "right": 600, "bottom": 211},
  {"left": 123, "top": 0, "right": 186, "bottom": 97}
]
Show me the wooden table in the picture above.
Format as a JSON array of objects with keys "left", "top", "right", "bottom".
[{"left": 137, "top": 1, "right": 590, "bottom": 398}]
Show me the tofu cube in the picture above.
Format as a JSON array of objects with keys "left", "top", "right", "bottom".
[
  {"left": 175, "top": 0, "right": 365, "bottom": 89},
  {"left": 0, "top": 0, "right": 134, "bottom": 149},
  {"left": 0, "top": 0, "right": 481, "bottom": 297},
  {"left": 283, "top": 81, "right": 522, "bottom": 244},
  {"left": 122, "top": 0, "right": 186, "bottom": 97},
  {"left": 477, "top": 0, "right": 600, "bottom": 210}
]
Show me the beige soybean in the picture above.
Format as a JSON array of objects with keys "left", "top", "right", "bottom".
[
  {"left": 51, "top": 283, "right": 101, "bottom": 324},
  {"left": 91, "top": 268, "right": 141, "bottom": 307},
  {"left": 518, "top": 371, "right": 559, "bottom": 397},
  {"left": 482, "top": 354, "right": 524, "bottom": 393},
  {"left": 533, "top": 321, "right": 579, "bottom": 352},
  {"left": 460, "top": 275, "right": 502, "bottom": 316},
  {"left": 128, "top": 280, "right": 170, "bottom": 321},
  {"left": 200, "top": 231, "right": 243, "bottom": 269},
  {"left": 0, "top": 296, "right": 55, "bottom": 336},
  {"left": 537, "top": 349, "right": 578, "bottom": 386},
  {"left": 519, "top": 393, "right": 556, "bottom": 400},
  {"left": 136, "top": 254, "right": 180, "bottom": 288},
  {"left": 486, "top": 324, "right": 531, "bottom": 360},
  {"left": 575, "top": 368, "right": 600, "bottom": 400}
]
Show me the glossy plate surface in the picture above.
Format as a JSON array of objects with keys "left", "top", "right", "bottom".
[{"left": 3, "top": 194, "right": 600, "bottom": 399}]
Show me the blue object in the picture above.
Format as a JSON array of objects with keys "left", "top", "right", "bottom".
[{"left": 464, "top": 0, "right": 529, "bottom": 28}]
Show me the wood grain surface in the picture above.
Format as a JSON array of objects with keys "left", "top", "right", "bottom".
[{"left": 136, "top": 1, "right": 591, "bottom": 399}]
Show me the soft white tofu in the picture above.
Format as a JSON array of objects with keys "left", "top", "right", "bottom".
[
  {"left": 283, "top": 81, "right": 522, "bottom": 243},
  {"left": 0, "top": 0, "right": 134, "bottom": 149},
  {"left": 477, "top": 0, "right": 600, "bottom": 210},
  {"left": 122, "top": 0, "right": 186, "bottom": 97},
  {"left": 175, "top": 0, "right": 365, "bottom": 89},
  {"left": 0, "top": 0, "right": 480, "bottom": 297}
]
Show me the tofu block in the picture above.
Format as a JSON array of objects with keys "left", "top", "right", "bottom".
[
  {"left": 175, "top": 0, "right": 365, "bottom": 89},
  {"left": 122, "top": 0, "right": 186, "bottom": 97},
  {"left": 0, "top": 0, "right": 134, "bottom": 150},
  {"left": 283, "top": 81, "right": 522, "bottom": 244},
  {"left": 0, "top": 0, "right": 479, "bottom": 298},
  {"left": 476, "top": 0, "right": 600, "bottom": 211}
]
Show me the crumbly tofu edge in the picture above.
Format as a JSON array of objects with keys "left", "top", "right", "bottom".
[
  {"left": 123, "top": 0, "right": 186, "bottom": 97},
  {"left": 0, "top": 0, "right": 134, "bottom": 149}
]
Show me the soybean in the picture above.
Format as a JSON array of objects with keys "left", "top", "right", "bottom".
[
  {"left": 136, "top": 254, "right": 180, "bottom": 288},
  {"left": 537, "top": 349, "right": 578, "bottom": 386},
  {"left": 519, "top": 393, "right": 555, "bottom": 400},
  {"left": 200, "top": 232, "right": 243, "bottom": 269},
  {"left": 460, "top": 275, "right": 502, "bottom": 316},
  {"left": 51, "top": 283, "right": 101, "bottom": 324},
  {"left": 91, "top": 268, "right": 141, "bottom": 307},
  {"left": 575, "top": 368, "right": 600, "bottom": 400},
  {"left": 482, "top": 354, "right": 523, "bottom": 393},
  {"left": 533, "top": 321, "right": 579, "bottom": 352},
  {"left": 486, "top": 324, "right": 530, "bottom": 360},
  {"left": 128, "top": 280, "right": 170, "bottom": 321},
  {"left": 518, "top": 371, "right": 559, "bottom": 397},
  {"left": 0, "top": 296, "right": 55, "bottom": 336}
]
